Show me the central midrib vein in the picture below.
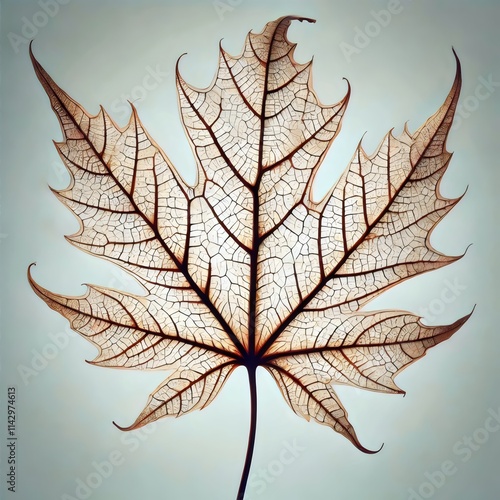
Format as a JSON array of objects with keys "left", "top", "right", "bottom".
[{"left": 247, "top": 25, "right": 278, "bottom": 361}]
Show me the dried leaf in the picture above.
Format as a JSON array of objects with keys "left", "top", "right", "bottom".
[{"left": 29, "top": 15, "right": 469, "bottom": 499}]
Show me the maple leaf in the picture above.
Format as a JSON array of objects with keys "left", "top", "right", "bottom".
[{"left": 29, "top": 15, "right": 470, "bottom": 500}]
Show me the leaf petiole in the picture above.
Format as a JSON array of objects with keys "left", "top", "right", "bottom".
[{"left": 237, "top": 365, "right": 258, "bottom": 500}]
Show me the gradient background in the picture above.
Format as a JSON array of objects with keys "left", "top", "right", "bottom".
[{"left": 1, "top": 1, "right": 499, "bottom": 499}]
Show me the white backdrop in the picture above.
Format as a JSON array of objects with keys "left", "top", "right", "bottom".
[{"left": 1, "top": 1, "right": 499, "bottom": 499}]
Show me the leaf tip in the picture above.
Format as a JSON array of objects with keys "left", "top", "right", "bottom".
[
  {"left": 292, "top": 16, "right": 316, "bottom": 25},
  {"left": 451, "top": 47, "right": 461, "bottom": 72},
  {"left": 112, "top": 420, "right": 130, "bottom": 432},
  {"left": 175, "top": 52, "right": 188, "bottom": 78},
  {"left": 27, "top": 262, "right": 37, "bottom": 286},
  {"left": 459, "top": 183, "right": 470, "bottom": 201},
  {"left": 466, "top": 303, "right": 476, "bottom": 319},
  {"left": 357, "top": 440, "right": 384, "bottom": 455},
  {"left": 341, "top": 77, "right": 352, "bottom": 103},
  {"left": 127, "top": 100, "right": 139, "bottom": 117},
  {"left": 28, "top": 39, "right": 39, "bottom": 62},
  {"left": 439, "top": 311, "right": 473, "bottom": 341},
  {"left": 356, "top": 131, "right": 368, "bottom": 156},
  {"left": 450, "top": 47, "right": 462, "bottom": 100},
  {"left": 29, "top": 42, "right": 42, "bottom": 79},
  {"left": 462, "top": 242, "right": 473, "bottom": 258}
]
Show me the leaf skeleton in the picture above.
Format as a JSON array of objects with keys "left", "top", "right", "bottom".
[{"left": 29, "top": 15, "right": 471, "bottom": 500}]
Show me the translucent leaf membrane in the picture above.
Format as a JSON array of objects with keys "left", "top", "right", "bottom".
[{"left": 30, "top": 18, "right": 468, "bottom": 455}]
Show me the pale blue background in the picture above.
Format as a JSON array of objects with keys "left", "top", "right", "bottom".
[{"left": 1, "top": 1, "right": 499, "bottom": 499}]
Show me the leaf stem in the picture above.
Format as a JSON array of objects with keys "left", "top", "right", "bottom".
[{"left": 237, "top": 365, "right": 258, "bottom": 500}]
